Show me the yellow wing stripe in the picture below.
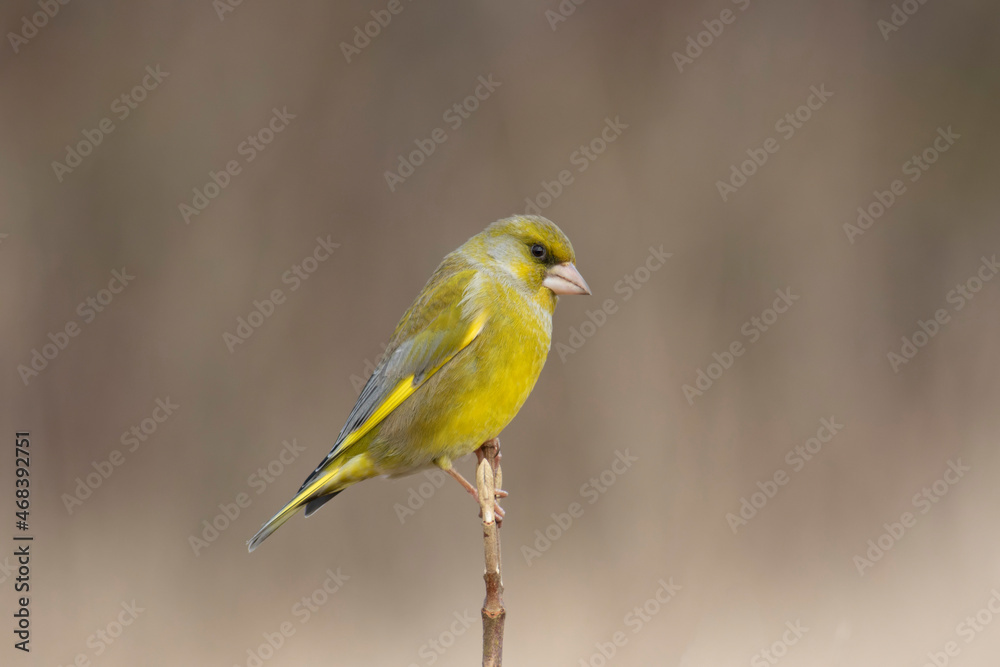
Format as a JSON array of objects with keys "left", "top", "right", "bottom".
[
  {"left": 295, "top": 311, "right": 488, "bottom": 498},
  {"left": 248, "top": 311, "right": 488, "bottom": 552},
  {"left": 461, "top": 310, "right": 488, "bottom": 347},
  {"left": 338, "top": 309, "right": 489, "bottom": 453},
  {"left": 342, "top": 378, "right": 416, "bottom": 449}
]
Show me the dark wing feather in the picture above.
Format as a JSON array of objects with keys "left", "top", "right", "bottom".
[{"left": 297, "top": 256, "right": 481, "bottom": 495}]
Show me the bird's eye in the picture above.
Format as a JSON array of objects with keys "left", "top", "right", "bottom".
[{"left": 530, "top": 243, "right": 548, "bottom": 261}]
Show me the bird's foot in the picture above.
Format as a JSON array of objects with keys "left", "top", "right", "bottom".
[
  {"left": 444, "top": 464, "right": 506, "bottom": 525},
  {"left": 442, "top": 439, "right": 507, "bottom": 525},
  {"left": 475, "top": 438, "right": 505, "bottom": 526}
]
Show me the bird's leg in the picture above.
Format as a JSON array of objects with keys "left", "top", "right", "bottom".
[
  {"left": 442, "top": 460, "right": 501, "bottom": 517},
  {"left": 444, "top": 466, "right": 479, "bottom": 501},
  {"left": 440, "top": 444, "right": 507, "bottom": 523}
]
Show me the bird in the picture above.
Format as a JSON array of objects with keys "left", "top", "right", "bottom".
[{"left": 248, "top": 215, "right": 590, "bottom": 552}]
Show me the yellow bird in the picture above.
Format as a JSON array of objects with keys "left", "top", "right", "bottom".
[{"left": 248, "top": 215, "right": 590, "bottom": 552}]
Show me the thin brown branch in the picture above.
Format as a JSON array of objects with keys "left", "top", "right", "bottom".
[{"left": 476, "top": 438, "right": 505, "bottom": 667}]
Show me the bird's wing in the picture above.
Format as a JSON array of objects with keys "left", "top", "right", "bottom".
[{"left": 297, "top": 263, "right": 486, "bottom": 493}]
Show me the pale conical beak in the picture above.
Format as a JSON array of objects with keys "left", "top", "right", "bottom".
[{"left": 543, "top": 262, "right": 591, "bottom": 295}]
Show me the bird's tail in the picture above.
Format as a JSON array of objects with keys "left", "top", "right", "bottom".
[
  {"left": 247, "top": 452, "right": 375, "bottom": 552},
  {"left": 247, "top": 487, "right": 315, "bottom": 553}
]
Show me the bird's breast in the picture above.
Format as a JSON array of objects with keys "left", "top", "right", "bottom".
[
  {"left": 427, "top": 284, "right": 552, "bottom": 458},
  {"left": 378, "top": 275, "right": 555, "bottom": 468}
]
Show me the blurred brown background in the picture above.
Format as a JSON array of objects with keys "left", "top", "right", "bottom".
[{"left": 3, "top": 0, "right": 1000, "bottom": 665}]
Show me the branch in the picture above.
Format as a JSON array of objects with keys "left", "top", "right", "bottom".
[{"left": 476, "top": 438, "right": 505, "bottom": 667}]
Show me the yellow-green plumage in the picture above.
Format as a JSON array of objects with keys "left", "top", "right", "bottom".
[{"left": 248, "top": 215, "right": 589, "bottom": 551}]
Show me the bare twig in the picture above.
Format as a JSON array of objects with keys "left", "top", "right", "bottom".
[{"left": 476, "top": 438, "right": 505, "bottom": 667}]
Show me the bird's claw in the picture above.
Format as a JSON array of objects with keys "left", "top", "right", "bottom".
[{"left": 452, "top": 438, "right": 506, "bottom": 526}]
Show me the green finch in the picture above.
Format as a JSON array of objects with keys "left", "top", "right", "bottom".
[{"left": 248, "top": 215, "right": 589, "bottom": 552}]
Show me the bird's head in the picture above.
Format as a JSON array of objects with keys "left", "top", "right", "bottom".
[{"left": 475, "top": 215, "right": 591, "bottom": 302}]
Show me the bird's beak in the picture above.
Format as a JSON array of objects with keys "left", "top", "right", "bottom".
[{"left": 543, "top": 262, "right": 591, "bottom": 296}]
